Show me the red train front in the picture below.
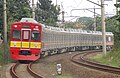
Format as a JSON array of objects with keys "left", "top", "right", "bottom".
[{"left": 10, "top": 18, "right": 42, "bottom": 61}]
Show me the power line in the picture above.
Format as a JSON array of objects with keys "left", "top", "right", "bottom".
[{"left": 73, "top": 0, "right": 83, "bottom": 8}]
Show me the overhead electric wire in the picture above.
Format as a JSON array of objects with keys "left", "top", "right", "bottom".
[{"left": 73, "top": 0, "right": 83, "bottom": 8}]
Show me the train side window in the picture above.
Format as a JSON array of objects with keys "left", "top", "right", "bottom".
[
  {"left": 13, "top": 30, "right": 21, "bottom": 39},
  {"left": 31, "top": 31, "right": 40, "bottom": 40}
]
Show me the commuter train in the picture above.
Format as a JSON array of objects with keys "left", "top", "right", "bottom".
[
  {"left": 10, "top": 18, "right": 114, "bottom": 61},
  {"left": 10, "top": 18, "right": 42, "bottom": 61}
]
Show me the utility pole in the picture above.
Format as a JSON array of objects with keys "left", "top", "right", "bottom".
[
  {"left": 3, "top": 0, "right": 8, "bottom": 64},
  {"left": 62, "top": 11, "right": 65, "bottom": 23},
  {"left": 32, "top": 0, "right": 35, "bottom": 19},
  {"left": 56, "top": 0, "right": 57, "bottom": 6},
  {"left": 87, "top": 0, "right": 106, "bottom": 56},
  {"left": 116, "top": 0, "right": 118, "bottom": 15},
  {"left": 61, "top": 2, "right": 65, "bottom": 26},
  {"left": 93, "top": 6, "right": 96, "bottom": 31},
  {"left": 101, "top": 0, "right": 106, "bottom": 56}
]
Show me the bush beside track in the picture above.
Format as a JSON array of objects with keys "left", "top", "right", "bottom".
[
  {"left": 0, "top": 43, "right": 12, "bottom": 66},
  {"left": 0, "top": 43, "right": 4, "bottom": 65},
  {"left": 91, "top": 43, "right": 120, "bottom": 68}
]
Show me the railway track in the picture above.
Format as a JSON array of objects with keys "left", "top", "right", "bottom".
[
  {"left": 10, "top": 62, "right": 44, "bottom": 78},
  {"left": 71, "top": 50, "right": 120, "bottom": 75}
]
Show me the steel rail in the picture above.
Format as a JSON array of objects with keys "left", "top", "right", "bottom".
[
  {"left": 81, "top": 52, "right": 120, "bottom": 74},
  {"left": 27, "top": 62, "right": 44, "bottom": 78},
  {"left": 10, "top": 62, "right": 44, "bottom": 78},
  {"left": 10, "top": 63, "right": 19, "bottom": 78},
  {"left": 71, "top": 51, "right": 120, "bottom": 74}
]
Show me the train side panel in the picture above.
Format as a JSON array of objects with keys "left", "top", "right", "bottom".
[{"left": 41, "top": 26, "right": 114, "bottom": 56}]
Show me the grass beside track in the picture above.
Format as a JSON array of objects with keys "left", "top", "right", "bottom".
[
  {"left": 92, "top": 47, "right": 120, "bottom": 67},
  {"left": 0, "top": 42, "right": 11, "bottom": 66},
  {"left": 0, "top": 43, "right": 5, "bottom": 65}
]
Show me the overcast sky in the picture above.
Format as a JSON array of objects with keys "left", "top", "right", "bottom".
[{"left": 35, "top": 0, "right": 116, "bottom": 21}]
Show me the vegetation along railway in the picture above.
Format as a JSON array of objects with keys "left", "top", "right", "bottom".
[{"left": 71, "top": 50, "right": 120, "bottom": 75}]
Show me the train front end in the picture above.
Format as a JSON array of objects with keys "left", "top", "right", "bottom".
[{"left": 10, "top": 18, "right": 42, "bottom": 61}]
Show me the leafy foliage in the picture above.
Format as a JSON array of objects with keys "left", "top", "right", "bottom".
[
  {"left": 77, "top": 17, "right": 94, "bottom": 30},
  {"left": 64, "top": 21, "right": 85, "bottom": 29},
  {"left": 0, "top": 0, "right": 3, "bottom": 32},
  {"left": 113, "top": 3, "right": 120, "bottom": 43},
  {"left": 7, "top": 0, "right": 32, "bottom": 21},
  {"left": 36, "top": 0, "right": 60, "bottom": 26},
  {"left": 76, "top": 16, "right": 117, "bottom": 32},
  {"left": 92, "top": 50, "right": 120, "bottom": 67},
  {"left": 0, "top": 0, "right": 32, "bottom": 40},
  {"left": 96, "top": 16, "right": 117, "bottom": 32}
]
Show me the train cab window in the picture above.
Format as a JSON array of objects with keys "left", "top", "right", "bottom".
[
  {"left": 108, "top": 36, "right": 112, "bottom": 42},
  {"left": 12, "top": 30, "right": 21, "bottom": 39},
  {"left": 31, "top": 31, "right": 40, "bottom": 40},
  {"left": 23, "top": 30, "right": 30, "bottom": 40}
]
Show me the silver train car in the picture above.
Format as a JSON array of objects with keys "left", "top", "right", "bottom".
[{"left": 41, "top": 24, "right": 114, "bottom": 56}]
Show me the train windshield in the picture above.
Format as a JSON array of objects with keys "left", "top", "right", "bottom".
[
  {"left": 12, "top": 30, "right": 21, "bottom": 39},
  {"left": 23, "top": 30, "right": 30, "bottom": 40},
  {"left": 31, "top": 31, "right": 40, "bottom": 40}
]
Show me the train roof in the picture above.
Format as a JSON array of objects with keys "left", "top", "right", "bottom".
[
  {"left": 20, "top": 18, "right": 38, "bottom": 24},
  {"left": 41, "top": 24, "right": 114, "bottom": 35},
  {"left": 19, "top": 18, "right": 113, "bottom": 35}
]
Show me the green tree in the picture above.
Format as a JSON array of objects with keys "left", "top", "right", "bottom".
[
  {"left": 113, "top": 2, "right": 120, "bottom": 43},
  {"left": 36, "top": 0, "right": 60, "bottom": 26},
  {"left": 46, "top": 18, "right": 56, "bottom": 26},
  {"left": 7, "top": 0, "right": 32, "bottom": 39},
  {"left": 64, "top": 21, "right": 85, "bottom": 29},
  {"left": 77, "top": 17, "right": 94, "bottom": 30},
  {"left": 64, "top": 22, "right": 75, "bottom": 28},
  {"left": 0, "top": 0, "right": 32, "bottom": 40},
  {"left": 106, "top": 17, "right": 117, "bottom": 32},
  {"left": 0, "top": 0, "right": 3, "bottom": 32},
  {"left": 96, "top": 16, "right": 116, "bottom": 32},
  {"left": 77, "top": 16, "right": 116, "bottom": 32},
  {"left": 8, "top": 0, "right": 32, "bottom": 21}
]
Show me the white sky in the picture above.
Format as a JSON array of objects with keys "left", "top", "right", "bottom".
[{"left": 34, "top": 0, "right": 116, "bottom": 21}]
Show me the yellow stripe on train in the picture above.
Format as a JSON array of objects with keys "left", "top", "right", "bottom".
[
  {"left": 30, "top": 42, "right": 41, "bottom": 48},
  {"left": 10, "top": 41, "right": 21, "bottom": 47},
  {"left": 22, "top": 42, "right": 29, "bottom": 48},
  {"left": 10, "top": 41, "right": 41, "bottom": 48}
]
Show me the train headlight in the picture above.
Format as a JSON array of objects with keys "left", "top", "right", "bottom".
[
  {"left": 35, "top": 26, "right": 38, "bottom": 29},
  {"left": 34, "top": 26, "right": 38, "bottom": 30},
  {"left": 14, "top": 25, "right": 17, "bottom": 28}
]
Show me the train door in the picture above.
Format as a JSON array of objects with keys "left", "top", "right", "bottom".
[{"left": 21, "top": 29, "right": 31, "bottom": 49}]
